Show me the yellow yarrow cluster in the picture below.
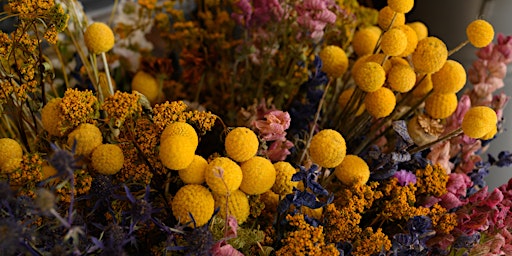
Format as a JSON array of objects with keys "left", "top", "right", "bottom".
[
  {"left": 309, "top": 129, "right": 346, "bottom": 168},
  {"left": 152, "top": 101, "right": 189, "bottom": 130},
  {"left": 179, "top": 155, "right": 209, "bottom": 184},
  {"left": 412, "top": 37, "right": 448, "bottom": 74},
  {"left": 318, "top": 45, "right": 349, "bottom": 78},
  {"left": 84, "top": 22, "right": 115, "bottom": 54},
  {"left": 431, "top": 60, "right": 467, "bottom": 94},
  {"left": 272, "top": 161, "right": 299, "bottom": 195},
  {"left": 224, "top": 127, "right": 259, "bottom": 162},
  {"left": 171, "top": 184, "right": 215, "bottom": 227},
  {"left": 0, "top": 138, "right": 23, "bottom": 173},
  {"left": 91, "top": 144, "right": 124, "bottom": 175},
  {"left": 424, "top": 92, "right": 458, "bottom": 119},
  {"left": 205, "top": 157, "right": 243, "bottom": 195},
  {"left": 334, "top": 155, "right": 370, "bottom": 186},
  {"left": 60, "top": 88, "right": 99, "bottom": 131},
  {"left": 67, "top": 123, "right": 103, "bottom": 156},
  {"left": 461, "top": 106, "right": 497, "bottom": 139},
  {"left": 101, "top": 91, "right": 142, "bottom": 127},
  {"left": 466, "top": 19, "right": 494, "bottom": 48},
  {"left": 364, "top": 87, "right": 396, "bottom": 118},
  {"left": 239, "top": 156, "right": 276, "bottom": 195},
  {"left": 213, "top": 189, "right": 250, "bottom": 224}
]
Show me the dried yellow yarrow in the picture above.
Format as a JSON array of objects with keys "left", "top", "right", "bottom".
[
  {"left": 102, "top": 91, "right": 142, "bottom": 127},
  {"left": 152, "top": 101, "right": 189, "bottom": 130},
  {"left": 60, "top": 88, "right": 99, "bottom": 131}
]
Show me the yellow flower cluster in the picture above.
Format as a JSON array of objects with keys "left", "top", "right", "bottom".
[
  {"left": 351, "top": 227, "right": 391, "bottom": 256},
  {"left": 225, "top": 127, "right": 259, "bottom": 162},
  {"left": 102, "top": 91, "right": 142, "bottom": 128},
  {"left": 380, "top": 179, "right": 429, "bottom": 221},
  {"left": 324, "top": 203, "right": 362, "bottom": 243},
  {"left": 213, "top": 189, "right": 250, "bottom": 224},
  {"left": 60, "top": 88, "right": 99, "bottom": 132},
  {"left": 415, "top": 164, "right": 449, "bottom": 197},
  {"left": 152, "top": 101, "right": 216, "bottom": 134},
  {"left": 55, "top": 169, "right": 93, "bottom": 203},
  {"left": 171, "top": 184, "right": 215, "bottom": 227},
  {"left": 0, "top": 138, "right": 23, "bottom": 173},
  {"left": 428, "top": 204, "right": 457, "bottom": 235},
  {"left": 7, "top": 153, "right": 43, "bottom": 198},
  {"left": 309, "top": 129, "right": 346, "bottom": 168}
]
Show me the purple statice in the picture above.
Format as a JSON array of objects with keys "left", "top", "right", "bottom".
[
  {"left": 294, "top": 0, "right": 338, "bottom": 42},
  {"left": 231, "top": 0, "right": 284, "bottom": 28},
  {"left": 391, "top": 216, "right": 434, "bottom": 255},
  {"left": 393, "top": 169, "right": 417, "bottom": 186}
]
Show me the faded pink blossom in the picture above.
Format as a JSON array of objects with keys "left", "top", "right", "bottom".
[
  {"left": 253, "top": 110, "right": 291, "bottom": 141},
  {"left": 439, "top": 173, "right": 472, "bottom": 210},
  {"left": 264, "top": 139, "right": 294, "bottom": 162},
  {"left": 210, "top": 242, "right": 244, "bottom": 256},
  {"left": 427, "top": 140, "right": 453, "bottom": 173}
]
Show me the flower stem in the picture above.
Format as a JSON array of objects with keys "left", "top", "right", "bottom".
[{"left": 408, "top": 128, "right": 463, "bottom": 154}]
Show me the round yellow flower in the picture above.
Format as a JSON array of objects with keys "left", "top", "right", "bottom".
[
  {"left": 408, "top": 21, "right": 428, "bottom": 40},
  {"left": 424, "top": 92, "right": 458, "bottom": 119},
  {"left": 378, "top": 6, "right": 405, "bottom": 30},
  {"left": 84, "top": 22, "right": 115, "bottom": 54},
  {"left": 318, "top": 45, "right": 349, "bottom": 78},
  {"left": 260, "top": 190, "right": 280, "bottom": 210},
  {"left": 205, "top": 157, "right": 243, "bottom": 195},
  {"left": 334, "top": 155, "right": 370, "bottom": 186},
  {"left": 412, "top": 74, "right": 433, "bottom": 97},
  {"left": 380, "top": 28, "right": 408, "bottom": 56},
  {"left": 1, "top": 157, "right": 22, "bottom": 174},
  {"left": 351, "top": 26, "right": 381, "bottom": 56},
  {"left": 213, "top": 190, "right": 250, "bottom": 224},
  {"left": 412, "top": 37, "right": 448, "bottom": 74},
  {"left": 387, "top": 0, "right": 414, "bottom": 13},
  {"left": 309, "top": 129, "right": 346, "bottom": 168},
  {"left": 364, "top": 87, "right": 396, "bottom": 118},
  {"left": 338, "top": 87, "right": 365, "bottom": 116},
  {"left": 481, "top": 125, "right": 498, "bottom": 140},
  {"left": 179, "top": 155, "right": 208, "bottom": 184},
  {"left": 366, "top": 53, "right": 392, "bottom": 72},
  {"left": 161, "top": 122, "right": 198, "bottom": 148},
  {"left": 41, "top": 98, "right": 65, "bottom": 137},
  {"left": 387, "top": 64, "right": 416, "bottom": 93},
  {"left": 397, "top": 24, "right": 418, "bottom": 57},
  {"left": 91, "top": 144, "right": 124, "bottom": 175},
  {"left": 461, "top": 106, "right": 497, "bottom": 139},
  {"left": 466, "top": 19, "right": 494, "bottom": 48},
  {"left": 225, "top": 127, "right": 259, "bottom": 162},
  {"left": 240, "top": 156, "right": 276, "bottom": 195},
  {"left": 67, "top": 123, "right": 103, "bottom": 156},
  {"left": 0, "top": 138, "right": 23, "bottom": 172},
  {"left": 431, "top": 60, "right": 467, "bottom": 94},
  {"left": 272, "top": 161, "right": 299, "bottom": 195},
  {"left": 132, "top": 71, "right": 161, "bottom": 104},
  {"left": 353, "top": 61, "right": 386, "bottom": 92},
  {"left": 159, "top": 135, "right": 196, "bottom": 170},
  {"left": 171, "top": 184, "right": 214, "bottom": 227}
]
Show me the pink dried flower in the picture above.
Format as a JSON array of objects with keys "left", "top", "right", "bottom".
[
  {"left": 264, "top": 139, "right": 294, "bottom": 162},
  {"left": 253, "top": 110, "right": 291, "bottom": 141},
  {"left": 210, "top": 242, "right": 244, "bottom": 256},
  {"left": 393, "top": 169, "right": 416, "bottom": 186}
]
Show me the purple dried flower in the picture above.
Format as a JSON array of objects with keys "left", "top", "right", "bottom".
[{"left": 393, "top": 169, "right": 417, "bottom": 186}]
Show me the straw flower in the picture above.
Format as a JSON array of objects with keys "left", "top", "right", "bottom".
[
  {"left": 364, "top": 87, "right": 396, "bottom": 118},
  {"left": 171, "top": 184, "right": 215, "bottom": 227},
  {"left": 309, "top": 129, "right": 346, "bottom": 168},
  {"left": 461, "top": 106, "right": 497, "bottom": 139},
  {"left": 431, "top": 60, "right": 467, "bottom": 94},
  {"left": 84, "top": 22, "right": 115, "bottom": 54},
  {"left": 424, "top": 92, "right": 458, "bottom": 119},
  {"left": 318, "top": 45, "right": 349, "bottom": 78},
  {"left": 334, "top": 155, "right": 370, "bottom": 186},
  {"left": 225, "top": 127, "right": 259, "bottom": 162},
  {"left": 466, "top": 19, "right": 495, "bottom": 48},
  {"left": 412, "top": 36, "right": 448, "bottom": 73}
]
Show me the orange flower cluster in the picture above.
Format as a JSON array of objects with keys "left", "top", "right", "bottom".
[
  {"left": 102, "top": 91, "right": 142, "bottom": 128},
  {"left": 415, "top": 164, "right": 449, "bottom": 197}
]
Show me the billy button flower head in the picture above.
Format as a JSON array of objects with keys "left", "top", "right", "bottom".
[
  {"left": 224, "top": 127, "right": 259, "bottom": 162},
  {"left": 0, "top": 138, "right": 23, "bottom": 172},
  {"left": 171, "top": 184, "right": 215, "bottom": 227},
  {"left": 364, "top": 87, "right": 396, "bottom": 118},
  {"left": 272, "top": 161, "right": 299, "bottom": 196},
  {"left": 309, "top": 129, "right": 346, "bottom": 168},
  {"left": 334, "top": 154, "right": 370, "bottom": 186},
  {"left": 205, "top": 157, "right": 243, "bottom": 195},
  {"left": 179, "top": 155, "right": 209, "bottom": 184},
  {"left": 431, "top": 60, "right": 467, "bottom": 94},
  {"left": 397, "top": 24, "right": 419, "bottom": 57},
  {"left": 408, "top": 21, "right": 429, "bottom": 41},
  {"left": 380, "top": 28, "right": 408, "bottom": 56},
  {"left": 466, "top": 19, "right": 495, "bottom": 48},
  {"left": 213, "top": 189, "right": 250, "bottom": 224},
  {"left": 239, "top": 156, "right": 276, "bottom": 195},
  {"left": 387, "top": 0, "right": 414, "bottom": 13},
  {"left": 84, "top": 22, "right": 115, "bottom": 54},
  {"left": 160, "top": 121, "right": 199, "bottom": 147},
  {"left": 41, "top": 97, "right": 65, "bottom": 137},
  {"left": 159, "top": 135, "right": 196, "bottom": 170},
  {"left": 461, "top": 106, "right": 498, "bottom": 139},
  {"left": 412, "top": 36, "right": 448, "bottom": 74},
  {"left": 353, "top": 61, "right": 386, "bottom": 92},
  {"left": 424, "top": 92, "right": 458, "bottom": 119},
  {"left": 351, "top": 26, "right": 382, "bottom": 56},
  {"left": 67, "top": 123, "right": 103, "bottom": 156},
  {"left": 132, "top": 70, "right": 161, "bottom": 105},
  {"left": 318, "top": 45, "right": 349, "bottom": 78},
  {"left": 91, "top": 144, "right": 124, "bottom": 175},
  {"left": 378, "top": 6, "right": 405, "bottom": 30},
  {"left": 2, "top": 158, "right": 22, "bottom": 174},
  {"left": 387, "top": 64, "right": 416, "bottom": 93}
]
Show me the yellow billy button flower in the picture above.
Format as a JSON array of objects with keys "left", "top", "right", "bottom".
[
  {"left": 334, "top": 154, "right": 370, "bottom": 186},
  {"left": 171, "top": 184, "right": 215, "bottom": 227},
  {"left": 461, "top": 106, "right": 497, "bottom": 139},
  {"left": 91, "top": 144, "right": 124, "bottom": 175},
  {"left": 466, "top": 19, "right": 494, "bottom": 48},
  {"left": 380, "top": 28, "right": 408, "bottom": 56},
  {"left": 2, "top": 158, "right": 22, "bottom": 174},
  {"left": 367, "top": 53, "right": 392, "bottom": 72},
  {"left": 364, "top": 87, "right": 396, "bottom": 118},
  {"left": 318, "top": 45, "right": 349, "bottom": 78},
  {"left": 397, "top": 24, "right": 418, "bottom": 57},
  {"left": 159, "top": 135, "right": 196, "bottom": 170},
  {"left": 351, "top": 26, "right": 382, "bottom": 56},
  {"left": 160, "top": 122, "right": 198, "bottom": 148},
  {"left": 0, "top": 138, "right": 23, "bottom": 172},
  {"left": 412, "top": 74, "right": 433, "bottom": 97},
  {"left": 67, "top": 123, "right": 103, "bottom": 156},
  {"left": 84, "top": 22, "right": 115, "bottom": 54},
  {"left": 205, "top": 157, "right": 243, "bottom": 195},
  {"left": 387, "top": 64, "right": 416, "bottom": 93},
  {"left": 431, "top": 60, "right": 467, "bottom": 94},
  {"left": 408, "top": 21, "right": 428, "bottom": 41},
  {"left": 378, "top": 6, "right": 405, "bottom": 30},
  {"left": 412, "top": 37, "right": 448, "bottom": 74},
  {"left": 387, "top": 0, "right": 414, "bottom": 13},
  {"left": 338, "top": 87, "right": 365, "bottom": 116},
  {"left": 309, "top": 129, "right": 346, "bottom": 168},
  {"left": 132, "top": 71, "right": 161, "bottom": 104},
  {"left": 239, "top": 156, "right": 276, "bottom": 195},
  {"left": 353, "top": 62, "right": 386, "bottom": 93},
  {"left": 481, "top": 125, "right": 498, "bottom": 140},
  {"left": 424, "top": 92, "right": 458, "bottom": 119},
  {"left": 179, "top": 155, "right": 209, "bottom": 184},
  {"left": 213, "top": 189, "right": 250, "bottom": 224},
  {"left": 225, "top": 127, "right": 259, "bottom": 162},
  {"left": 272, "top": 161, "right": 299, "bottom": 195},
  {"left": 41, "top": 98, "right": 65, "bottom": 137}
]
